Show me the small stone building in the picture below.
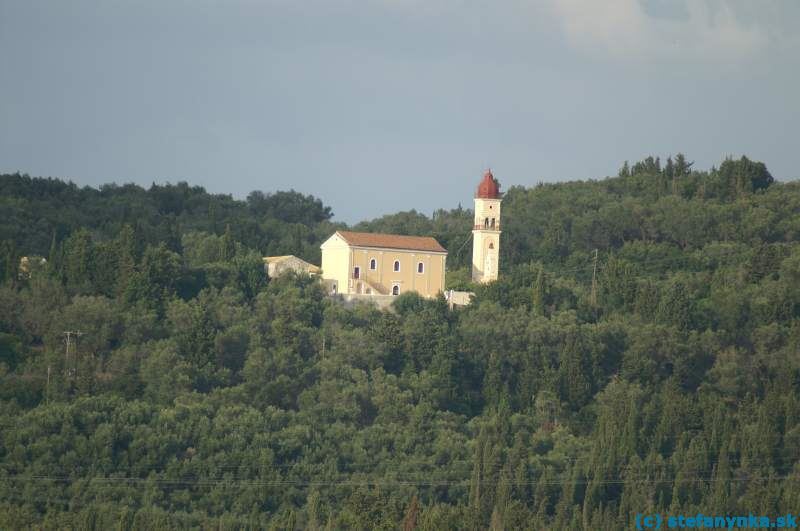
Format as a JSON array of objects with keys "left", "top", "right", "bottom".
[{"left": 263, "top": 255, "right": 321, "bottom": 278}]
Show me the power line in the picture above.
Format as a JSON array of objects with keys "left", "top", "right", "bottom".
[
  {"left": 2, "top": 447, "right": 795, "bottom": 482},
  {"left": 2, "top": 473, "right": 799, "bottom": 488}
]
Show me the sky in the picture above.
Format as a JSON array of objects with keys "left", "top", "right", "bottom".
[{"left": 1, "top": 0, "right": 798, "bottom": 223}]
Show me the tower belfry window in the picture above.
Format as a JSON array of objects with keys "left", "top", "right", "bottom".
[{"left": 490, "top": 218, "right": 495, "bottom": 228}]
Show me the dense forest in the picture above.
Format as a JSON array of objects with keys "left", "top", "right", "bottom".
[{"left": 2, "top": 155, "right": 800, "bottom": 529}]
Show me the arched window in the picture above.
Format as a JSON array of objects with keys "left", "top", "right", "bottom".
[
  {"left": 417, "top": 262, "right": 424, "bottom": 273},
  {"left": 393, "top": 260, "right": 400, "bottom": 272},
  {"left": 484, "top": 217, "right": 489, "bottom": 228},
  {"left": 392, "top": 285, "right": 400, "bottom": 296},
  {"left": 489, "top": 242, "right": 494, "bottom": 249},
  {"left": 369, "top": 258, "right": 377, "bottom": 270},
  {"left": 490, "top": 218, "right": 495, "bottom": 228}
]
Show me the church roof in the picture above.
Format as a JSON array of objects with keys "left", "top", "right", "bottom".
[
  {"left": 335, "top": 231, "right": 447, "bottom": 253},
  {"left": 476, "top": 170, "right": 501, "bottom": 199}
]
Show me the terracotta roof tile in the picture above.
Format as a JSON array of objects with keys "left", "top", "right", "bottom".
[
  {"left": 476, "top": 170, "right": 501, "bottom": 199},
  {"left": 336, "top": 231, "right": 447, "bottom": 253}
]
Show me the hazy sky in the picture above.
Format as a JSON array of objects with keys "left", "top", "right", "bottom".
[{"left": 1, "top": 0, "right": 798, "bottom": 223}]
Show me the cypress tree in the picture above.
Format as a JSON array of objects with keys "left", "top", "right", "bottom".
[
  {"left": 221, "top": 223, "right": 236, "bottom": 261},
  {"left": 532, "top": 266, "right": 546, "bottom": 317},
  {"left": 47, "top": 230, "right": 59, "bottom": 273},
  {"left": 402, "top": 495, "right": 419, "bottom": 531},
  {"left": 115, "top": 224, "right": 137, "bottom": 297}
]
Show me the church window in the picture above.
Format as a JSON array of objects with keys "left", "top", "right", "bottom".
[
  {"left": 484, "top": 217, "right": 489, "bottom": 228},
  {"left": 490, "top": 218, "right": 495, "bottom": 228},
  {"left": 392, "top": 284, "right": 400, "bottom": 295},
  {"left": 369, "top": 258, "right": 377, "bottom": 270},
  {"left": 489, "top": 242, "right": 494, "bottom": 249},
  {"left": 393, "top": 260, "right": 400, "bottom": 272},
  {"left": 417, "top": 262, "right": 424, "bottom": 273},
  {"left": 353, "top": 266, "right": 360, "bottom": 279}
]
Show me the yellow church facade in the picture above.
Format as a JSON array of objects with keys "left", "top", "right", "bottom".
[{"left": 320, "top": 230, "right": 447, "bottom": 298}]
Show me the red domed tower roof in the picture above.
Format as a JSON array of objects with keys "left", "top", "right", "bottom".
[{"left": 476, "top": 170, "right": 501, "bottom": 199}]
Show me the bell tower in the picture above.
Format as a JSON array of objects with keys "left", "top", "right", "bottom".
[{"left": 472, "top": 170, "right": 502, "bottom": 283}]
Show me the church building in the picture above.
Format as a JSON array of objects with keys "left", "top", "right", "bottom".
[
  {"left": 320, "top": 231, "right": 447, "bottom": 298},
  {"left": 317, "top": 170, "right": 503, "bottom": 304}
]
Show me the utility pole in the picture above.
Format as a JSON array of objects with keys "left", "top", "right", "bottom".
[
  {"left": 63, "top": 331, "right": 82, "bottom": 380},
  {"left": 590, "top": 249, "right": 598, "bottom": 307}
]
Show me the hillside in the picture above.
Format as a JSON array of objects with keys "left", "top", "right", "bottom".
[{"left": 2, "top": 155, "right": 800, "bottom": 529}]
